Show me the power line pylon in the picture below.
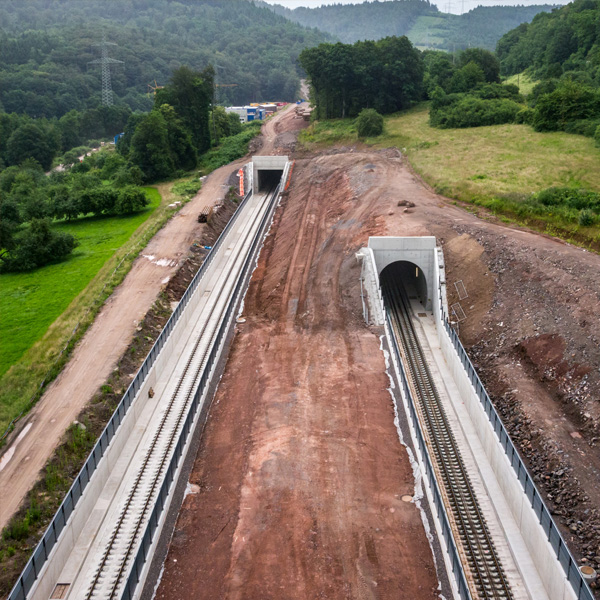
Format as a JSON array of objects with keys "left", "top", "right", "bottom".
[{"left": 89, "top": 35, "right": 123, "bottom": 106}]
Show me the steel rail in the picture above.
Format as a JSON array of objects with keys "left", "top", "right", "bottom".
[
  {"left": 84, "top": 185, "right": 278, "bottom": 600},
  {"left": 382, "top": 277, "right": 513, "bottom": 600}
]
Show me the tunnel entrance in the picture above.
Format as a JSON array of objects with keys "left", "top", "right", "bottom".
[
  {"left": 252, "top": 156, "right": 289, "bottom": 195},
  {"left": 256, "top": 169, "right": 283, "bottom": 192},
  {"left": 380, "top": 261, "right": 428, "bottom": 307}
]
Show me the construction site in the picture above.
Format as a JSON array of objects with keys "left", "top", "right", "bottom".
[{"left": 2, "top": 105, "right": 600, "bottom": 600}]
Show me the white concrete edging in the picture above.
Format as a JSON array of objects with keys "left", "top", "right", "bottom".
[{"left": 431, "top": 270, "right": 577, "bottom": 600}]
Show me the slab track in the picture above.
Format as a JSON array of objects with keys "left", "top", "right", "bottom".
[
  {"left": 383, "top": 277, "right": 513, "bottom": 600},
  {"left": 78, "top": 185, "right": 279, "bottom": 600}
]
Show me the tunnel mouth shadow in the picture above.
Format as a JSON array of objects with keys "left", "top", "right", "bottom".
[
  {"left": 380, "top": 261, "right": 428, "bottom": 307},
  {"left": 257, "top": 169, "right": 283, "bottom": 192}
]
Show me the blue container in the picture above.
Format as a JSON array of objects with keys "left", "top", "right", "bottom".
[{"left": 247, "top": 114, "right": 255, "bottom": 121}]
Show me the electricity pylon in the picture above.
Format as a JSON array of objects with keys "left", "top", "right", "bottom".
[{"left": 89, "top": 35, "right": 123, "bottom": 106}]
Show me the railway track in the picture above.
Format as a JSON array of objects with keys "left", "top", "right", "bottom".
[
  {"left": 382, "top": 277, "right": 513, "bottom": 600},
  {"left": 84, "top": 186, "right": 278, "bottom": 600}
]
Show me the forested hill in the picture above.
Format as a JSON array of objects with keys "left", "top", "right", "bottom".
[
  {"left": 265, "top": 0, "right": 555, "bottom": 51},
  {"left": 496, "top": 0, "right": 600, "bottom": 78},
  {"left": 0, "top": 0, "right": 331, "bottom": 119},
  {"left": 267, "top": 0, "right": 437, "bottom": 43}
]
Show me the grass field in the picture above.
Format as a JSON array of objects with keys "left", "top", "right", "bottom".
[
  {"left": 407, "top": 15, "right": 448, "bottom": 48},
  {"left": 300, "top": 104, "right": 600, "bottom": 243},
  {"left": 300, "top": 104, "right": 600, "bottom": 196},
  {"left": 0, "top": 192, "right": 160, "bottom": 379},
  {"left": 0, "top": 183, "right": 195, "bottom": 435},
  {"left": 504, "top": 71, "right": 538, "bottom": 96}
]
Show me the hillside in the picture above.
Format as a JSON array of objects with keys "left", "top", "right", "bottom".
[
  {"left": 496, "top": 0, "right": 600, "bottom": 78},
  {"left": 0, "top": 0, "right": 331, "bottom": 119},
  {"left": 266, "top": 0, "right": 555, "bottom": 50}
]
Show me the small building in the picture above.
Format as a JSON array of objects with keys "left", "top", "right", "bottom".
[{"left": 225, "top": 106, "right": 247, "bottom": 123}]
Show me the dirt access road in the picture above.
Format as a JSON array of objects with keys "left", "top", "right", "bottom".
[
  {"left": 0, "top": 105, "right": 301, "bottom": 531},
  {"left": 157, "top": 145, "right": 600, "bottom": 597}
]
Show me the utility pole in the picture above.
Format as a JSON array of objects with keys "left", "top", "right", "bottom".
[{"left": 89, "top": 35, "right": 123, "bottom": 107}]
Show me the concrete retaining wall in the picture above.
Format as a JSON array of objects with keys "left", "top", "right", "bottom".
[{"left": 431, "top": 253, "right": 577, "bottom": 600}]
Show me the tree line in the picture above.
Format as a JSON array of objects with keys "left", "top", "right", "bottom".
[{"left": 299, "top": 36, "right": 424, "bottom": 119}]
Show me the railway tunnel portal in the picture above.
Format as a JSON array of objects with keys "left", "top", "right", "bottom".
[
  {"left": 368, "top": 236, "right": 440, "bottom": 311},
  {"left": 252, "top": 155, "right": 288, "bottom": 192}
]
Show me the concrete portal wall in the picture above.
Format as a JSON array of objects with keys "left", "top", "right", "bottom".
[
  {"left": 368, "top": 236, "right": 437, "bottom": 310},
  {"left": 252, "top": 156, "right": 288, "bottom": 191},
  {"left": 430, "top": 267, "right": 577, "bottom": 600}
]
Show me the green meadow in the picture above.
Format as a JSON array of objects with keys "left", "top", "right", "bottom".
[{"left": 0, "top": 187, "right": 164, "bottom": 434}]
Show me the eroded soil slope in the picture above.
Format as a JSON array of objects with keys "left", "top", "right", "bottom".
[{"left": 156, "top": 155, "right": 439, "bottom": 600}]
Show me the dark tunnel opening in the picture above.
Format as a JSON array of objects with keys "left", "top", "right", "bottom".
[
  {"left": 380, "top": 261, "right": 428, "bottom": 307},
  {"left": 257, "top": 169, "right": 283, "bottom": 192}
]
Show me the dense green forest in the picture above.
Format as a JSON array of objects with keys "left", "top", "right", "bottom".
[
  {"left": 300, "top": 37, "right": 423, "bottom": 119},
  {"left": 0, "top": 0, "right": 331, "bottom": 119},
  {"left": 497, "top": 0, "right": 600, "bottom": 80},
  {"left": 265, "top": 0, "right": 555, "bottom": 51}
]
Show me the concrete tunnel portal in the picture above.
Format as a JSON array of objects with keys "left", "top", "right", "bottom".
[
  {"left": 380, "top": 261, "right": 428, "bottom": 308},
  {"left": 367, "top": 236, "right": 439, "bottom": 312},
  {"left": 252, "top": 155, "right": 289, "bottom": 193}
]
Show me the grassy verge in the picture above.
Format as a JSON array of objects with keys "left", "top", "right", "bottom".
[
  {"left": 0, "top": 178, "right": 197, "bottom": 437},
  {"left": 299, "top": 104, "right": 600, "bottom": 247}
]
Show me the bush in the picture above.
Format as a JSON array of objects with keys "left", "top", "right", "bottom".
[
  {"left": 564, "top": 119, "right": 600, "bottom": 138},
  {"left": 115, "top": 187, "right": 149, "bottom": 214},
  {"left": 515, "top": 108, "right": 535, "bottom": 125},
  {"left": 430, "top": 96, "right": 521, "bottom": 129},
  {"left": 0, "top": 218, "right": 78, "bottom": 272},
  {"left": 595, "top": 124, "right": 600, "bottom": 148},
  {"left": 579, "top": 209, "right": 595, "bottom": 226},
  {"left": 172, "top": 179, "right": 202, "bottom": 198},
  {"left": 536, "top": 187, "right": 600, "bottom": 211},
  {"left": 198, "top": 122, "right": 261, "bottom": 174},
  {"left": 532, "top": 80, "right": 600, "bottom": 132},
  {"left": 356, "top": 108, "right": 384, "bottom": 138}
]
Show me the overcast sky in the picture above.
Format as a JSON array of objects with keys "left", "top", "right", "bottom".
[{"left": 262, "top": 0, "right": 571, "bottom": 15}]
